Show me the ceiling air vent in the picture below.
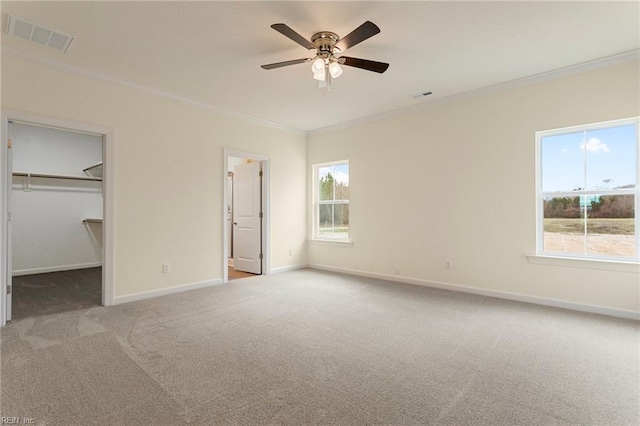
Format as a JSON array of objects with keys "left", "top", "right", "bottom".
[{"left": 6, "top": 15, "right": 73, "bottom": 52}]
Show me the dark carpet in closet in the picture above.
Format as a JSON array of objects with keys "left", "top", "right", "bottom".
[{"left": 11, "top": 267, "right": 101, "bottom": 320}]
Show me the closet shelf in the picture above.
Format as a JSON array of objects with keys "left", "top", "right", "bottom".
[
  {"left": 13, "top": 171, "right": 102, "bottom": 182},
  {"left": 82, "top": 218, "right": 102, "bottom": 224}
]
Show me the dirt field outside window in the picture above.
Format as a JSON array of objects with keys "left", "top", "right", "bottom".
[{"left": 543, "top": 219, "right": 636, "bottom": 258}]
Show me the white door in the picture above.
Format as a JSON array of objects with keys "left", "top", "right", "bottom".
[
  {"left": 5, "top": 122, "right": 13, "bottom": 321},
  {"left": 232, "top": 162, "right": 262, "bottom": 274}
]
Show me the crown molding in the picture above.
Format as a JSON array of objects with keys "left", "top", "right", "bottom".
[
  {"left": 308, "top": 49, "right": 640, "bottom": 136},
  {"left": 3, "top": 46, "right": 638, "bottom": 137},
  {"left": 1, "top": 46, "right": 305, "bottom": 136}
]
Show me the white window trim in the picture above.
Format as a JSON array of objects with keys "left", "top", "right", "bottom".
[
  {"left": 307, "top": 239, "right": 354, "bottom": 247},
  {"left": 534, "top": 117, "right": 640, "bottom": 264},
  {"left": 312, "top": 160, "right": 350, "bottom": 242},
  {"left": 526, "top": 254, "right": 639, "bottom": 273}
]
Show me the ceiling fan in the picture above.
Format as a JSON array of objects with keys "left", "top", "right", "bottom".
[{"left": 261, "top": 21, "right": 389, "bottom": 92}]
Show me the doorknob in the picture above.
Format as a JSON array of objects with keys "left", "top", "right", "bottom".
[{"left": 233, "top": 222, "right": 237, "bottom": 225}]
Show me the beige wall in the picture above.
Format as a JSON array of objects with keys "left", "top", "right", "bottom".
[
  {"left": 308, "top": 60, "right": 640, "bottom": 314},
  {"left": 3, "top": 54, "right": 638, "bottom": 315},
  {"left": 2, "top": 55, "right": 307, "bottom": 298}
]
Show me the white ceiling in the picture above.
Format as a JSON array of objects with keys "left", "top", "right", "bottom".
[{"left": 1, "top": 1, "right": 638, "bottom": 132}]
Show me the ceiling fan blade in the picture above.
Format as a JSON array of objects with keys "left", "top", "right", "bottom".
[
  {"left": 271, "top": 23, "right": 316, "bottom": 50},
  {"left": 335, "top": 21, "right": 380, "bottom": 52},
  {"left": 340, "top": 57, "right": 389, "bottom": 74},
  {"left": 261, "top": 58, "right": 312, "bottom": 70}
]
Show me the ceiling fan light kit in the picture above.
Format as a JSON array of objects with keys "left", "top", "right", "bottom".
[
  {"left": 329, "top": 62, "right": 343, "bottom": 78},
  {"left": 261, "top": 21, "right": 389, "bottom": 93},
  {"left": 311, "top": 58, "right": 325, "bottom": 74}
]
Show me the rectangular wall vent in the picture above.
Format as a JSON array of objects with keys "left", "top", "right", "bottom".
[{"left": 6, "top": 15, "right": 73, "bottom": 52}]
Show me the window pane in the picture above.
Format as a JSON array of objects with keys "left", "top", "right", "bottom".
[
  {"left": 585, "top": 125, "right": 637, "bottom": 191},
  {"left": 318, "top": 166, "right": 335, "bottom": 201},
  {"left": 333, "top": 204, "right": 349, "bottom": 239},
  {"left": 543, "top": 196, "right": 586, "bottom": 255},
  {"left": 318, "top": 203, "right": 333, "bottom": 232},
  {"left": 334, "top": 163, "right": 349, "bottom": 201},
  {"left": 587, "top": 194, "right": 635, "bottom": 257},
  {"left": 541, "top": 131, "right": 585, "bottom": 192}
]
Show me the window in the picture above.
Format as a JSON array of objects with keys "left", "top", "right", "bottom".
[
  {"left": 313, "top": 161, "right": 349, "bottom": 240},
  {"left": 536, "top": 118, "right": 639, "bottom": 261}
]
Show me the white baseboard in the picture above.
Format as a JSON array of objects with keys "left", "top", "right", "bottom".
[
  {"left": 12, "top": 262, "right": 103, "bottom": 276},
  {"left": 270, "top": 264, "right": 308, "bottom": 274},
  {"left": 308, "top": 264, "right": 640, "bottom": 321},
  {"left": 113, "top": 278, "right": 224, "bottom": 305}
]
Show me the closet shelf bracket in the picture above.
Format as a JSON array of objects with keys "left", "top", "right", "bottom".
[
  {"left": 82, "top": 218, "right": 103, "bottom": 224},
  {"left": 83, "top": 162, "right": 103, "bottom": 178}
]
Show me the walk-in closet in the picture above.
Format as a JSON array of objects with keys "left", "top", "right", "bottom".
[{"left": 8, "top": 121, "right": 103, "bottom": 320}]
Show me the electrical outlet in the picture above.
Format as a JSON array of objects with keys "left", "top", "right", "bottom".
[
  {"left": 444, "top": 260, "right": 453, "bottom": 270},
  {"left": 162, "top": 263, "right": 170, "bottom": 273},
  {"left": 289, "top": 248, "right": 293, "bottom": 256}
]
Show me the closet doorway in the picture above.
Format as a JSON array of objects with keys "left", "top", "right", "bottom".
[
  {"left": 3, "top": 119, "right": 108, "bottom": 322},
  {"left": 224, "top": 150, "right": 270, "bottom": 282}
]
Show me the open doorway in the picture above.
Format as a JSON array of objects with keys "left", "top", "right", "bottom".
[
  {"left": 224, "top": 150, "right": 270, "bottom": 282},
  {"left": 6, "top": 120, "right": 104, "bottom": 321}
]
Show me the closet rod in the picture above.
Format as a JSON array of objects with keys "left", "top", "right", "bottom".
[{"left": 12, "top": 172, "right": 102, "bottom": 182}]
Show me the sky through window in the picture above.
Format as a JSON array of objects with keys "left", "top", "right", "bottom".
[{"left": 541, "top": 124, "right": 636, "bottom": 192}]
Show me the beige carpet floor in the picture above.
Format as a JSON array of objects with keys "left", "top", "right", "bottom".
[{"left": 1, "top": 269, "right": 638, "bottom": 425}]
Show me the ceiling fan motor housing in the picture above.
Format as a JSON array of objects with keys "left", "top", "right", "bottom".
[{"left": 311, "top": 31, "right": 340, "bottom": 57}]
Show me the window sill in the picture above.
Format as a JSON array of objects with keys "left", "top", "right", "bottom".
[
  {"left": 526, "top": 254, "right": 639, "bottom": 273},
  {"left": 308, "top": 239, "right": 354, "bottom": 248}
]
